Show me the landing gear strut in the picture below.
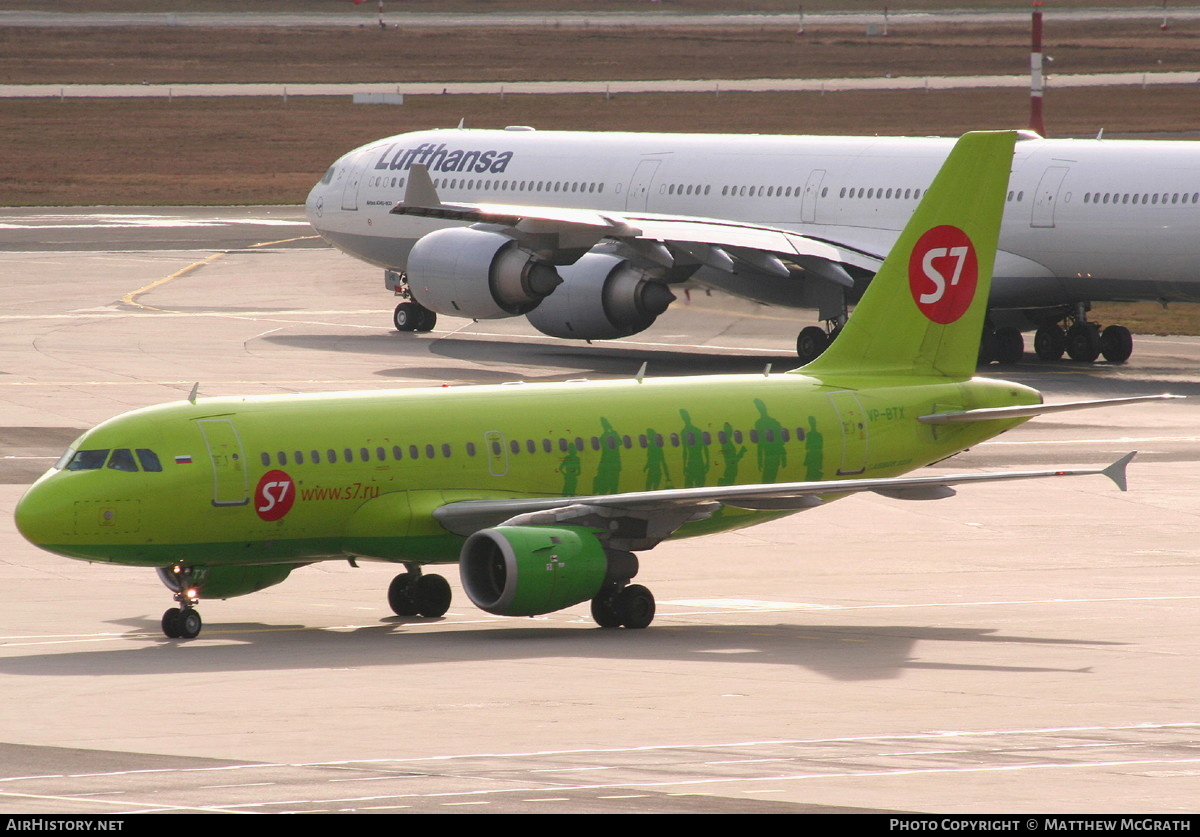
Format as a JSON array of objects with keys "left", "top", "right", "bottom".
[
  {"left": 387, "top": 271, "right": 436, "bottom": 333},
  {"left": 159, "top": 564, "right": 202, "bottom": 639},
  {"left": 387, "top": 565, "right": 452, "bottom": 618}
]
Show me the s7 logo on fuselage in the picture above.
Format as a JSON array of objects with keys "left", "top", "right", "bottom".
[{"left": 255, "top": 470, "right": 295, "bottom": 521}]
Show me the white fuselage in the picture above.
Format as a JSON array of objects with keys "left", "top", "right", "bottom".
[{"left": 306, "top": 128, "right": 1200, "bottom": 311}]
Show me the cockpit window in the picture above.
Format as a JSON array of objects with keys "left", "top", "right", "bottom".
[
  {"left": 321, "top": 166, "right": 336, "bottom": 185},
  {"left": 136, "top": 449, "right": 163, "bottom": 472},
  {"left": 65, "top": 449, "right": 110, "bottom": 471},
  {"left": 107, "top": 448, "right": 138, "bottom": 472}
]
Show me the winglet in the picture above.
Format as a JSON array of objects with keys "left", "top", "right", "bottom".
[
  {"left": 1102, "top": 451, "right": 1137, "bottom": 492},
  {"left": 402, "top": 163, "right": 442, "bottom": 208}
]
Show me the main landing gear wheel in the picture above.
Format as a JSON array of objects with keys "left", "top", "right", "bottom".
[
  {"left": 1034, "top": 324, "right": 1067, "bottom": 361},
  {"left": 1066, "top": 322, "right": 1102, "bottom": 362},
  {"left": 1100, "top": 324, "right": 1133, "bottom": 363},
  {"left": 796, "top": 326, "right": 829, "bottom": 364},
  {"left": 590, "top": 591, "right": 623, "bottom": 628},
  {"left": 591, "top": 585, "right": 656, "bottom": 629},
  {"left": 993, "top": 327, "right": 1024, "bottom": 364},
  {"left": 161, "top": 607, "right": 202, "bottom": 639},
  {"left": 393, "top": 302, "right": 436, "bottom": 333},
  {"left": 978, "top": 327, "right": 1024, "bottom": 365},
  {"left": 616, "top": 585, "right": 655, "bottom": 629},
  {"left": 387, "top": 571, "right": 452, "bottom": 618}
]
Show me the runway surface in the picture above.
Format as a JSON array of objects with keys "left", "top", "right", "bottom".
[{"left": 0, "top": 207, "right": 1197, "bottom": 814}]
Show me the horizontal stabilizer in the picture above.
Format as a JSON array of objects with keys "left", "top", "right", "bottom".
[
  {"left": 918, "top": 394, "right": 1181, "bottom": 425},
  {"left": 1102, "top": 450, "right": 1137, "bottom": 492}
]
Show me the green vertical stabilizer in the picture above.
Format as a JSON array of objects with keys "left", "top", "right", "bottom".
[{"left": 799, "top": 131, "right": 1016, "bottom": 380}]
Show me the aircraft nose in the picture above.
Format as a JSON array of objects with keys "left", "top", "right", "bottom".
[
  {"left": 306, "top": 173, "right": 329, "bottom": 224},
  {"left": 13, "top": 477, "right": 66, "bottom": 549}
]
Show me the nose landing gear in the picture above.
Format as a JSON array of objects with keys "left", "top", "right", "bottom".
[
  {"left": 387, "top": 270, "right": 437, "bottom": 333},
  {"left": 159, "top": 565, "right": 202, "bottom": 639}
]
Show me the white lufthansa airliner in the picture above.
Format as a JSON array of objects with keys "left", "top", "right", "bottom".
[{"left": 305, "top": 127, "right": 1200, "bottom": 364}]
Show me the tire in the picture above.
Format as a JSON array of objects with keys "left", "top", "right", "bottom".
[
  {"left": 590, "top": 592, "right": 623, "bottom": 628},
  {"left": 615, "top": 584, "right": 655, "bottom": 630},
  {"left": 1034, "top": 324, "right": 1066, "bottom": 361},
  {"left": 393, "top": 302, "right": 424, "bottom": 332},
  {"left": 796, "top": 326, "right": 828, "bottom": 363},
  {"left": 1100, "top": 325, "right": 1133, "bottom": 363},
  {"left": 1066, "top": 323, "right": 1101, "bottom": 362},
  {"left": 178, "top": 609, "right": 202, "bottom": 639},
  {"left": 161, "top": 608, "right": 182, "bottom": 639},
  {"left": 387, "top": 573, "right": 420, "bottom": 616},
  {"left": 416, "top": 308, "right": 437, "bottom": 333},
  {"left": 414, "top": 574, "right": 452, "bottom": 618},
  {"left": 994, "top": 327, "right": 1024, "bottom": 364}
]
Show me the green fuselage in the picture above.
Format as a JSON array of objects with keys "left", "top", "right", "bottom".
[{"left": 15, "top": 371, "right": 1038, "bottom": 570}]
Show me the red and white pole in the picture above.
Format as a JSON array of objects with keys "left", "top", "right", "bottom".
[{"left": 1030, "top": 2, "right": 1046, "bottom": 136}]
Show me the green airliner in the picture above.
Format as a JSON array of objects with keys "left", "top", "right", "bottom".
[{"left": 13, "top": 132, "right": 1164, "bottom": 640}]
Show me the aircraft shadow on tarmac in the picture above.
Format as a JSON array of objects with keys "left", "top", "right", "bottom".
[
  {"left": 259, "top": 331, "right": 1200, "bottom": 392},
  {"left": 261, "top": 332, "right": 801, "bottom": 380},
  {"left": 0, "top": 620, "right": 1121, "bottom": 682}
]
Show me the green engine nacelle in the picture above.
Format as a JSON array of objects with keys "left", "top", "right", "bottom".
[
  {"left": 156, "top": 564, "right": 297, "bottom": 600},
  {"left": 459, "top": 525, "right": 609, "bottom": 617}
]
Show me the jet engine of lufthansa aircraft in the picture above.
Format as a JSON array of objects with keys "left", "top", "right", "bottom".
[{"left": 394, "top": 227, "right": 688, "bottom": 342}]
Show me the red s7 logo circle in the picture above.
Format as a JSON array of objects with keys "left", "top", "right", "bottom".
[
  {"left": 908, "top": 225, "right": 978, "bottom": 324},
  {"left": 254, "top": 470, "right": 295, "bottom": 521}
]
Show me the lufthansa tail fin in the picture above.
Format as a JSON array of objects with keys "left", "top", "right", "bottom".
[{"left": 799, "top": 131, "right": 1016, "bottom": 380}]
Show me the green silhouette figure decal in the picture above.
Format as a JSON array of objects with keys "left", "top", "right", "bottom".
[
  {"left": 642, "top": 427, "right": 671, "bottom": 491},
  {"left": 592, "top": 417, "right": 622, "bottom": 494},
  {"left": 803, "top": 415, "right": 824, "bottom": 481},
  {"left": 559, "top": 442, "right": 581, "bottom": 496},
  {"left": 679, "top": 409, "right": 710, "bottom": 488},
  {"left": 753, "top": 398, "right": 787, "bottom": 482},
  {"left": 718, "top": 421, "right": 747, "bottom": 486}
]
